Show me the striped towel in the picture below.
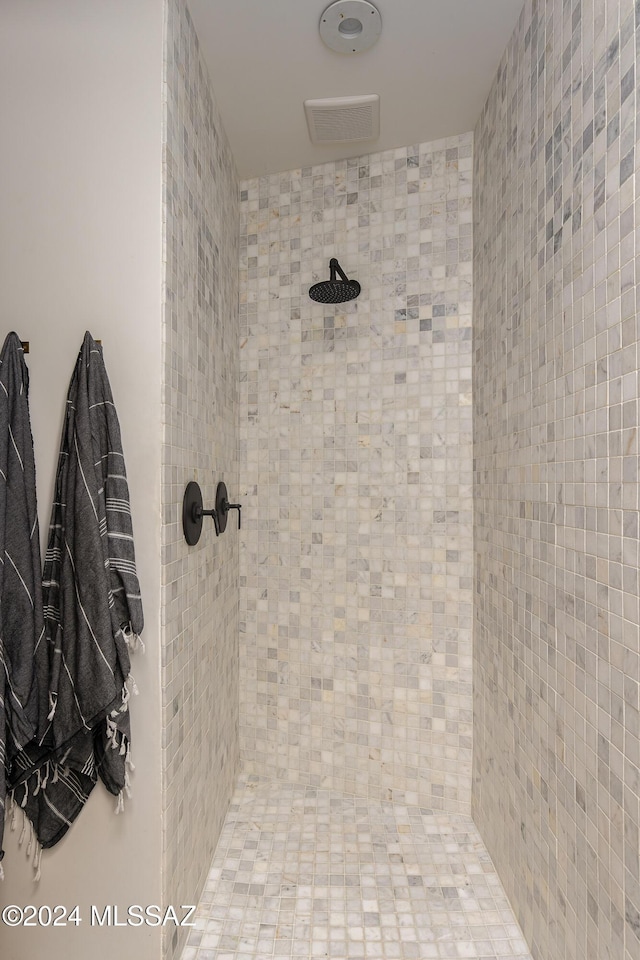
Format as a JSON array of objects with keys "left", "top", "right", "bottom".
[
  {"left": 12, "top": 332, "right": 143, "bottom": 852},
  {"left": 0, "top": 334, "right": 44, "bottom": 877}
]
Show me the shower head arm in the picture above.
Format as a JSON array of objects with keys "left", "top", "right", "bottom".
[{"left": 329, "top": 258, "right": 350, "bottom": 282}]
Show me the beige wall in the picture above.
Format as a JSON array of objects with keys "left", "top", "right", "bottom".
[{"left": 0, "top": 3, "right": 164, "bottom": 959}]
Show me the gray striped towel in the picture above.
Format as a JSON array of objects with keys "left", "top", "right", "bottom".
[
  {"left": 12, "top": 332, "right": 143, "bottom": 853},
  {"left": 0, "top": 334, "right": 44, "bottom": 878}
]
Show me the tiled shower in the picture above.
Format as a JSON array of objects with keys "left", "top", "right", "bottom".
[
  {"left": 474, "top": 2, "right": 640, "bottom": 959},
  {"left": 238, "top": 135, "right": 473, "bottom": 812},
  {"left": 161, "top": 1, "right": 640, "bottom": 960}
]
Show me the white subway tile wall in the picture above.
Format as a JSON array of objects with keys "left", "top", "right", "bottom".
[
  {"left": 473, "top": 1, "right": 640, "bottom": 959},
  {"left": 239, "top": 135, "right": 474, "bottom": 811},
  {"left": 162, "top": 1, "right": 240, "bottom": 956}
]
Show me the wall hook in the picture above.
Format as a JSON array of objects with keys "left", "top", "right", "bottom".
[{"left": 182, "top": 480, "right": 219, "bottom": 545}]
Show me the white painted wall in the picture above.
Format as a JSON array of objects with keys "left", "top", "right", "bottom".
[{"left": 0, "top": 3, "right": 164, "bottom": 958}]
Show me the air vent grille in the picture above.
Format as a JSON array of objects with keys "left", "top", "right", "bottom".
[{"left": 304, "top": 95, "right": 380, "bottom": 144}]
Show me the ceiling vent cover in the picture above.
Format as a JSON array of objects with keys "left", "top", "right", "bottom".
[{"left": 304, "top": 94, "right": 380, "bottom": 144}]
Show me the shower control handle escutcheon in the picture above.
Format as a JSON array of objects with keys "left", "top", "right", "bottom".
[{"left": 183, "top": 480, "right": 220, "bottom": 545}]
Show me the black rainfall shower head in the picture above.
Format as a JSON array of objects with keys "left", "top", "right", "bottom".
[{"left": 309, "top": 258, "right": 361, "bottom": 304}]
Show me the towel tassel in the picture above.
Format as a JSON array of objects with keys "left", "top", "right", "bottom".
[
  {"left": 33, "top": 844, "right": 43, "bottom": 883},
  {"left": 123, "top": 768, "right": 132, "bottom": 799},
  {"left": 18, "top": 810, "right": 27, "bottom": 847},
  {"left": 123, "top": 624, "right": 145, "bottom": 653},
  {"left": 120, "top": 682, "right": 131, "bottom": 712},
  {"left": 20, "top": 780, "right": 28, "bottom": 809},
  {"left": 105, "top": 715, "right": 120, "bottom": 750}
]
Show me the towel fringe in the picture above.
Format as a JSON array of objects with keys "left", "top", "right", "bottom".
[
  {"left": 33, "top": 844, "right": 43, "bottom": 883},
  {"left": 119, "top": 682, "right": 131, "bottom": 713},
  {"left": 114, "top": 791, "right": 125, "bottom": 815},
  {"left": 114, "top": 674, "right": 138, "bottom": 717},
  {"left": 9, "top": 793, "right": 16, "bottom": 830},
  {"left": 123, "top": 624, "right": 145, "bottom": 653},
  {"left": 105, "top": 715, "right": 120, "bottom": 750},
  {"left": 20, "top": 780, "right": 28, "bottom": 809},
  {"left": 0, "top": 861, "right": 4, "bottom": 881},
  {"left": 18, "top": 809, "right": 27, "bottom": 846}
]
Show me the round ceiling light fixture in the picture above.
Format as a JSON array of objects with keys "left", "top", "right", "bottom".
[{"left": 319, "top": 0, "right": 382, "bottom": 54}]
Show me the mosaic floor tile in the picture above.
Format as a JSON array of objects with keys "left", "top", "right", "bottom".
[{"left": 181, "top": 774, "right": 532, "bottom": 960}]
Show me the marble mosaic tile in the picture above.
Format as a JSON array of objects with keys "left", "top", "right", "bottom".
[
  {"left": 473, "top": 1, "right": 640, "bottom": 960},
  {"left": 239, "top": 134, "right": 474, "bottom": 813},
  {"left": 162, "top": 0, "right": 240, "bottom": 956},
  {"left": 181, "top": 774, "right": 532, "bottom": 960}
]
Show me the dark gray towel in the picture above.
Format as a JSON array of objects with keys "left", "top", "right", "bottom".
[
  {"left": 13, "top": 332, "right": 143, "bottom": 849},
  {"left": 0, "top": 333, "right": 44, "bottom": 875}
]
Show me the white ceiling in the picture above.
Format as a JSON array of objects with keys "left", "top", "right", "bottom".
[{"left": 187, "top": 0, "right": 525, "bottom": 181}]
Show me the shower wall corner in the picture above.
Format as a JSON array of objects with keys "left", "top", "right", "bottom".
[{"left": 161, "top": 0, "right": 241, "bottom": 957}]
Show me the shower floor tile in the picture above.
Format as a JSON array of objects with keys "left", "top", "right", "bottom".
[{"left": 181, "top": 774, "right": 532, "bottom": 960}]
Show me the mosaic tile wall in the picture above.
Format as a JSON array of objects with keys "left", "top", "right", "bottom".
[
  {"left": 162, "top": 1, "right": 240, "bottom": 956},
  {"left": 473, "top": 2, "right": 640, "bottom": 960},
  {"left": 239, "top": 134, "right": 474, "bottom": 812}
]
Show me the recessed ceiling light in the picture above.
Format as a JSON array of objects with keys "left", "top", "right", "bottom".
[{"left": 319, "top": 0, "right": 382, "bottom": 55}]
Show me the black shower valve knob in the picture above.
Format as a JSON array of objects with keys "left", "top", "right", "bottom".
[
  {"left": 215, "top": 481, "right": 242, "bottom": 533},
  {"left": 224, "top": 499, "right": 242, "bottom": 530},
  {"left": 183, "top": 480, "right": 242, "bottom": 544},
  {"left": 198, "top": 503, "right": 220, "bottom": 536}
]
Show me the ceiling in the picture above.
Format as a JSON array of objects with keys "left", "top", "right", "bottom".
[{"left": 187, "top": 0, "right": 525, "bottom": 181}]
